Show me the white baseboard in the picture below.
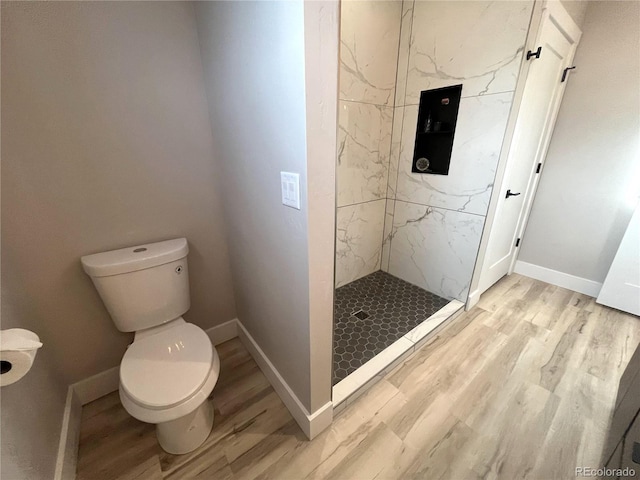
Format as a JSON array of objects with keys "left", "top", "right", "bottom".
[
  {"left": 306, "top": 400, "right": 333, "bottom": 439},
  {"left": 55, "top": 318, "right": 240, "bottom": 479},
  {"left": 236, "top": 320, "right": 332, "bottom": 440},
  {"left": 205, "top": 318, "right": 238, "bottom": 346},
  {"left": 54, "top": 387, "right": 82, "bottom": 480},
  {"left": 514, "top": 261, "right": 603, "bottom": 297},
  {"left": 73, "top": 366, "right": 119, "bottom": 406}
]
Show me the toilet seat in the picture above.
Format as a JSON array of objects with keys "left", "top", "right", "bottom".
[
  {"left": 120, "top": 347, "right": 219, "bottom": 425},
  {"left": 120, "top": 321, "right": 213, "bottom": 410}
]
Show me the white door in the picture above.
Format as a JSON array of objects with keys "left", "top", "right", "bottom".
[
  {"left": 479, "top": 2, "right": 582, "bottom": 294},
  {"left": 597, "top": 202, "right": 640, "bottom": 315}
]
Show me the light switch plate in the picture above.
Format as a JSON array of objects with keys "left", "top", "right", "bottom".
[{"left": 280, "top": 172, "right": 300, "bottom": 210}]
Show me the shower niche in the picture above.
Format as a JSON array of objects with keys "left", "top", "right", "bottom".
[{"left": 412, "top": 84, "right": 462, "bottom": 175}]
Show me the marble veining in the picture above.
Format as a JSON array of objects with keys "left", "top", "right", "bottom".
[
  {"left": 395, "top": 93, "right": 513, "bottom": 216},
  {"left": 403, "top": 1, "right": 533, "bottom": 104},
  {"left": 388, "top": 201, "right": 484, "bottom": 301},
  {"left": 386, "top": 106, "right": 404, "bottom": 200},
  {"left": 335, "top": 199, "right": 386, "bottom": 288},
  {"left": 338, "top": 101, "right": 393, "bottom": 207},
  {"left": 381, "top": 199, "right": 395, "bottom": 272},
  {"left": 340, "top": 0, "right": 403, "bottom": 106}
]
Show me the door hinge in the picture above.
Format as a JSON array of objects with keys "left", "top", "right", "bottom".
[
  {"left": 526, "top": 46, "right": 542, "bottom": 60},
  {"left": 515, "top": 238, "right": 521, "bottom": 247},
  {"left": 536, "top": 163, "right": 542, "bottom": 174}
]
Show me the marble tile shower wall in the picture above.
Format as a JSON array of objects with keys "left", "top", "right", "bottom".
[
  {"left": 335, "top": 1, "right": 402, "bottom": 288},
  {"left": 382, "top": 0, "right": 534, "bottom": 301}
]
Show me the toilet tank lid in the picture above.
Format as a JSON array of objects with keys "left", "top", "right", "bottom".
[{"left": 81, "top": 238, "right": 189, "bottom": 277}]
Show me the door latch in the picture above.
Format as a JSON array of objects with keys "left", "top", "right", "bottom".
[
  {"left": 526, "top": 46, "right": 542, "bottom": 60},
  {"left": 561, "top": 66, "right": 576, "bottom": 82}
]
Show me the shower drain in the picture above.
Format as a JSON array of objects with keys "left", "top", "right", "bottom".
[{"left": 351, "top": 310, "right": 369, "bottom": 320}]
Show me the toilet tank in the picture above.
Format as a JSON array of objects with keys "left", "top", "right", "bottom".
[{"left": 81, "top": 238, "right": 190, "bottom": 332}]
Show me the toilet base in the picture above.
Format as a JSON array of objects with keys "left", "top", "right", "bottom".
[{"left": 156, "top": 399, "right": 214, "bottom": 454}]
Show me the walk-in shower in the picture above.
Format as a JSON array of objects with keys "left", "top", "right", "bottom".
[{"left": 333, "top": 0, "right": 534, "bottom": 406}]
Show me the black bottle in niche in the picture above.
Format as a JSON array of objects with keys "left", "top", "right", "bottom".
[{"left": 412, "top": 84, "right": 462, "bottom": 175}]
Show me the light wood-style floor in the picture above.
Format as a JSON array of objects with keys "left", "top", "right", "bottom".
[{"left": 76, "top": 274, "right": 640, "bottom": 480}]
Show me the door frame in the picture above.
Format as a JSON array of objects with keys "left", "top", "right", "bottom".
[{"left": 467, "top": 0, "right": 582, "bottom": 309}]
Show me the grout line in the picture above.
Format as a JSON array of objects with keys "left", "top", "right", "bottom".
[
  {"left": 393, "top": 198, "right": 487, "bottom": 217},
  {"left": 399, "top": 89, "right": 516, "bottom": 107},
  {"left": 381, "top": 0, "right": 409, "bottom": 272},
  {"left": 337, "top": 194, "right": 487, "bottom": 217},
  {"left": 338, "top": 98, "right": 395, "bottom": 108},
  {"left": 388, "top": 0, "right": 417, "bottom": 261},
  {"left": 337, "top": 198, "right": 387, "bottom": 209}
]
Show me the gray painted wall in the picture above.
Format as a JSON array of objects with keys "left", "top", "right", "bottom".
[
  {"left": 2, "top": 1, "right": 237, "bottom": 389},
  {"left": 561, "top": 0, "right": 589, "bottom": 28},
  {"left": 194, "top": 1, "right": 314, "bottom": 410},
  {"left": 519, "top": 1, "right": 640, "bottom": 283}
]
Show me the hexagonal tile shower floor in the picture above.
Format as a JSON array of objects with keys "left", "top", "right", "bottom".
[{"left": 333, "top": 270, "right": 449, "bottom": 385}]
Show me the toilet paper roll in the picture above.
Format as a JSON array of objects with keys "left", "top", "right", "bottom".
[
  {"left": 0, "top": 329, "right": 43, "bottom": 387},
  {"left": 0, "top": 349, "right": 39, "bottom": 386}
]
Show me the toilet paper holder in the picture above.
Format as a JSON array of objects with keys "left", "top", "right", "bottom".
[{"left": 1, "top": 329, "right": 43, "bottom": 351}]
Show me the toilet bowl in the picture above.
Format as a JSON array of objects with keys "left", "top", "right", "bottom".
[
  {"left": 81, "top": 238, "right": 219, "bottom": 454},
  {"left": 119, "top": 318, "right": 220, "bottom": 454}
]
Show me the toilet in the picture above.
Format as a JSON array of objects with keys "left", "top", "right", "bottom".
[{"left": 81, "top": 238, "right": 219, "bottom": 454}]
